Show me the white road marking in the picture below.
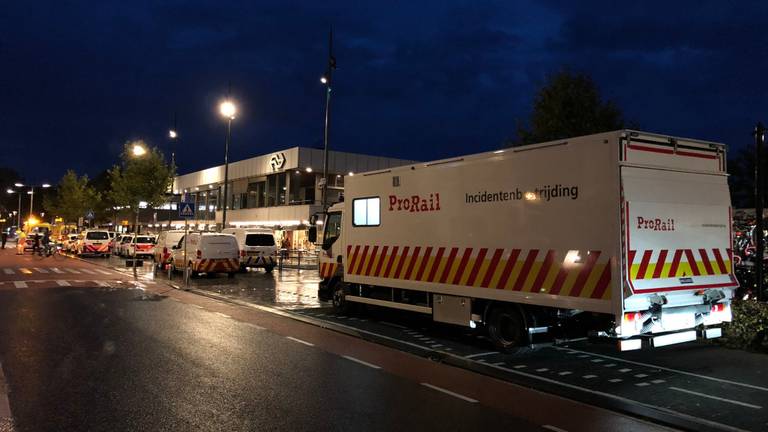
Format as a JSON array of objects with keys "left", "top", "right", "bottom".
[
  {"left": 513, "top": 365, "right": 527, "bottom": 369},
  {"left": 95, "top": 269, "right": 112, "bottom": 275},
  {"left": 2, "top": 269, "right": 13, "bottom": 275},
  {"left": 536, "top": 368, "right": 549, "bottom": 372},
  {"left": 558, "top": 371, "right": 573, "bottom": 376},
  {"left": 421, "top": 383, "right": 478, "bottom": 403},
  {"left": 215, "top": 312, "right": 231, "bottom": 319},
  {"left": 476, "top": 361, "right": 752, "bottom": 432},
  {"left": 492, "top": 362, "right": 505, "bottom": 366},
  {"left": 243, "top": 322, "right": 265, "bottom": 330},
  {"left": 651, "top": 379, "right": 666, "bottom": 384},
  {"left": 582, "top": 375, "right": 597, "bottom": 379},
  {"left": 94, "top": 281, "right": 109, "bottom": 287},
  {"left": 636, "top": 382, "right": 650, "bottom": 387},
  {"left": 65, "top": 268, "right": 81, "bottom": 274},
  {"left": 543, "top": 425, "right": 569, "bottom": 432},
  {"left": 342, "top": 355, "right": 381, "bottom": 369},
  {"left": 669, "top": 386, "right": 762, "bottom": 409},
  {"left": 603, "top": 363, "right": 616, "bottom": 367},
  {"left": 14, "top": 281, "right": 27, "bottom": 288},
  {"left": 192, "top": 305, "right": 204, "bottom": 309},
  {"left": 33, "top": 267, "right": 49, "bottom": 274},
  {"left": 559, "top": 347, "right": 768, "bottom": 393},
  {"left": 464, "top": 351, "right": 498, "bottom": 359},
  {"left": 50, "top": 268, "right": 65, "bottom": 274},
  {"left": 79, "top": 268, "right": 96, "bottom": 274},
  {"left": 590, "top": 358, "right": 604, "bottom": 363},
  {"left": 618, "top": 368, "right": 632, "bottom": 373},
  {"left": 286, "top": 336, "right": 314, "bottom": 347},
  {"left": 634, "top": 373, "right": 648, "bottom": 378},
  {"left": 56, "top": 280, "right": 71, "bottom": 286},
  {"left": 609, "top": 379, "right": 623, "bottom": 383}
]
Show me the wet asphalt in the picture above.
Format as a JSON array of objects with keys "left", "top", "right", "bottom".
[{"left": 0, "top": 286, "right": 540, "bottom": 432}]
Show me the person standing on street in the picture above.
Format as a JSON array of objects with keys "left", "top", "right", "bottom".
[
  {"left": 1, "top": 230, "right": 7, "bottom": 249},
  {"left": 32, "top": 232, "right": 40, "bottom": 255},
  {"left": 16, "top": 231, "right": 26, "bottom": 255}
]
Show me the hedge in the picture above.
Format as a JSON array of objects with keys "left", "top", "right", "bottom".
[{"left": 722, "top": 299, "right": 768, "bottom": 351}]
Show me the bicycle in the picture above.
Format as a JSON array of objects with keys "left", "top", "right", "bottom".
[{"left": 35, "top": 243, "right": 60, "bottom": 259}]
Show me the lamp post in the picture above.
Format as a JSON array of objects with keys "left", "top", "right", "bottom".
[
  {"left": 168, "top": 126, "right": 178, "bottom": 231},
  {"left": 130, "top": 142, "right": 147, "bottom": 265},
  {"left": 219, "top": 99, "right": 236, "bottom": 230},
  {"left": 6, "top": 189, "right": 21, "bottom": 228},
  {"left": 320, "top": 26, "right": 337, "bottom": 210},
  {"left": 12, "top": 182, "right": 51, "bottom": 226}
]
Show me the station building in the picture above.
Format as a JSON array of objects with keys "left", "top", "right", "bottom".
[{"left": 167, "top": 147, "right": 414, "bottom": 249}]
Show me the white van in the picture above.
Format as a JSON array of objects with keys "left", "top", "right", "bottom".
[
  {"left": 117, "top": 234, "right": 134, "bottom": 256},
  {"left": 77, "top": 230, "right": 111, "bottom": 256},
  {"left": 154, "top": 230, "right": 186, "bottom": 269},
  {"left": 222, "top": 228, "right": 278, "bottom": 272},
  {"left": 171, "top": 232, "right": 239, "bottom": 277}
]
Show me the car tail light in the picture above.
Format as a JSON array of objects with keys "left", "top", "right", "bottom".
[
  {"left": 240, "top": 249, "right": 246, "bottom": 257},
  {"left": 196, "top": 249, "right": 202, "bottom": 259},
  {"left": 623, "top": 311, "right": 643, "bottom": 323},
  {"left": 711, "top": 303, "right": 726, "bottom": 313}
]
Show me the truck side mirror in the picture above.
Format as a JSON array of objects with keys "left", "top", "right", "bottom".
[{"left": 308, "top": 226, "right": 317, "bottom": 243}]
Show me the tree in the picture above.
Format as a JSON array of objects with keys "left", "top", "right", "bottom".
[
  {"left": 109, "top": 140, "right": 175, "bottom": 233},
  {"left": 728, "top": 145, "right": 768, "bottom": 209},
  {"left": 44, "top": 170, "right": 100, "bottom": 224},
  {"left": 512, "top": 70, "right": 626, "bottom": 146}
]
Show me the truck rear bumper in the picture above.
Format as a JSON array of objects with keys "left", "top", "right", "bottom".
[{"left": 618, "top": 326, "right": 723, "bottom": 351}]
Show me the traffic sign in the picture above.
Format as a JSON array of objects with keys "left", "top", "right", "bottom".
[
  {"left": 85, "top": 210, "right": 95, "bottom": 220},
  {"left": 178, "top": 202, "right": 195, "bottom": 219}
]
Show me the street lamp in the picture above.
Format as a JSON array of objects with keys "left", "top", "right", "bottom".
[
  {"left": 6, "top": 189, "right": 21, "bottom": 228},
  {"left": 9, "top": 183, "right": 51, "bottom": 228},
  {"left": 219, "top": 99, "right": 236, "bottom": 229},
  {"left": 320, "top": 26, "right": 336, "bottom": 210},
  {"left": 168, "top": 124, "right": 178, "bottom": 231}
]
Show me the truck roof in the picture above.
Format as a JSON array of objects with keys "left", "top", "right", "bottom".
[{"left": 353, "top": 129, "right": 726, "bottom": 178}]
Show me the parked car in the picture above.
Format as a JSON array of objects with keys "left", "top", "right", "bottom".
[
  {"left": 76, "top": 230, "right": 111, "bottom": 256},
  {"left": 126, "top": 235, "right": 156, "bottom": 258},
  {"left": 113, "top": 234, "right": 131, "bottom": 255},
  {"left": 117, "top": 234, "right": 134, "bottom": 257},
  {"left": 154, "top": 230, "right": 186, "bottom": 270},
  {"left": 171, "top": 232, "right": 239, "bottom": 277},
  {"left": 222, "top": 228, "right": 278, "bottom": 272},
  {"left": 63, "top": 234, "right": 80, "bottom": 253}
]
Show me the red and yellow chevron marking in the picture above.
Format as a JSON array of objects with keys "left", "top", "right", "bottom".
[
  {"left": 346, "top": 246, "right": 611, "bottom": 300},
  {"left": 84, "top": 243, "right": 110, "bottom": 253},
  {"left": 319, "top": 262, "right": 339, "bottom": 278},
  {"left": 628, "top": 248, "right": 731, "bottom": 280},
  {"left": 192, "top": 258, "right": 239, "bottom": 273}
]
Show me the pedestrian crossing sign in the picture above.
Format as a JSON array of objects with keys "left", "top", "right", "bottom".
[{"left": 178, "top": 202, "right": 195, "bottom": 219}]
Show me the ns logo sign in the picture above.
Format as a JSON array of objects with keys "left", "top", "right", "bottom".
[{"left": 270, "top": 152, "right": 286, "bottom": 171}]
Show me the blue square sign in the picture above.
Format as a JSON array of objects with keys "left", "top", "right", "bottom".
[{"left": 178, "top": 202, "right": 195, "bottom": 219}]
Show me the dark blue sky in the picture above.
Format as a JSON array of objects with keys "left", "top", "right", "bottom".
[{"left": 2, "top": 1, "right": 766, "bottom": 183}]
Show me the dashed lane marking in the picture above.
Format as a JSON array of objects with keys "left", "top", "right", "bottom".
[
  {"left": 558, "top": 371, "right": 573, "bottom": 376},
  {"left": 65, "top": 269, "right": 81, "bottom": 274},
  {"left": 636, "top": 382, "right": 650, "bottom": 387},
  {"left": 618, "top": 368, "right": 632, "bottom": 373},
  {"left": 651, "top": 379, "right": 666, "bottom": 384},
  {"left": 669, "top": 386, "right": 762, "bottom": 409},
  {"left": 192, "top": 305, "right": 204, "bottom": 309},
  {"left": 582, "top": 375, "right": 597, "bottom": 379},
  {"left": 536, "top": 368, "right": 549, "bottom": 372},
  {"left": 464, "top": 351, "right": 498, "bottom": 359},
  {"left": 79, "top": 268, "right": 97, "bottom": 275},
  {"left": 635, "top": 374, "right": 649, "bottom": 378},
  {"left": 95, "top": 269, "right": 112, "bottom": 275},
  {"left": 286, "top": 336, "right": 314, "bottom": 347},
  {"left": 13, "top": 281, "right": 27, "bottom": 289},
  {"left": 543, "top": 425, "right": 569, "bottom": 432},
  {"left": 33, "top": 268, "right": 48, "bottom": 274},
  {"left": 56, "top": 280, "right": 70, "bottom": 286},
  {"left": 609, "top": 379, "right": 623, "bottom": 383},
  {"left": 215, "top": 312, "right": 231, "bottom": 319},
  {"left": 342, "top": 355, "right": 381, "bottom": 369},
  {"left": 513, "top": 365, "right": 527, "bottom": 369},
  {"left": 50, "top": 268, "right": 65, "bottom": 274},
  {"left": 2, "top": 269, "right": 13, "bottom": 275},
  {"left": 420, "top": 383, "right": 478, "bottom": 403},
  {"left": 95, "top": 281, "right": 109, "bottom": 287},
  {"left": 560, "top": 346, "right": 768, "bottom": 393}
]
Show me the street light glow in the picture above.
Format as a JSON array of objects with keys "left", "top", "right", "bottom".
[
  {"left": 42, "top": 183, "right": 51, "bottom": 188},
  {"left": 305, "top": 167, "right": 313, "bottom": 173},
  {"left": 169, "top": 130, "right": 178, "bottom": 139},
  {"left": 132, "top": 143, "right": 147, "bottom": 157},
  {"left": 320, "top": 76, "right": 328, "bottom": 84},
  {"left": 220, "top": 100, "right": 237, "bottom": 119},
  {"left": 14, "top": 183, "right": 23, "bottom": 187},
  {"left": 6, "top": 189, "right": 13, "bottom": 194}
]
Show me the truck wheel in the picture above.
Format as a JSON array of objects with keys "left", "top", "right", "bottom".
[
  {"left": 265, "top": 265, "right": 275, "bottom": 273},
  {"left": 332, "top": 285, "right": 354, "bottom": 314},
  {"left": 486, "top": 305, "right": 527, "bottom": 351}
]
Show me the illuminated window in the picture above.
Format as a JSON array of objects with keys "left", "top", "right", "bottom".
[{"left": 353, "top": 197, "right": 380, "bottom": 226}]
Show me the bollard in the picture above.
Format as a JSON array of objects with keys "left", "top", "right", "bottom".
[
  {"left": 298, "top": 249, "right": 301, "bottom": 273},
  {"left": 279, "top": 253, "right": 283, "bottom": 272}
]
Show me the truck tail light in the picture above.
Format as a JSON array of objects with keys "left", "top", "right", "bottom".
[
  {"left": 240, "top": 249, "right": 246, "bottom": 257},
  {"left": 711, "top": 303, "right": 725, "bottom": 313},
  {"left": 623, "top": 311, "right": 643, "bottom": 323},
  {"left": 196, "top": 249, "right": 202, "bottom": 259}
]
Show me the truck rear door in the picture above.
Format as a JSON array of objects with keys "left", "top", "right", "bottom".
[{"left": 621, "top": 132, "right": 737, "bottom": 310}]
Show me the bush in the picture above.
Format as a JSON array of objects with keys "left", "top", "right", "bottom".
[{"left": 722, "top": 299, "right": 768, "bottom": 351}]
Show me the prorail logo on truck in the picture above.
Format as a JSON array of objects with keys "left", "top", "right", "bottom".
[
  {"left": 388, "top": 193, "right": 441, "bottom": 212},
  {"left": 636, "top": 216, "right": 676, "bottom": 231}
]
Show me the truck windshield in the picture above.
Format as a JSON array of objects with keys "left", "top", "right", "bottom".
[
  {"left": 245, "top": 234, "right": 274, "bottom": 246},
  {"left": 86, "top": 232, "right": 109, "bottom": 240},
  {"left": 323, "top": 212, "right": 342, "bottom": 247}
]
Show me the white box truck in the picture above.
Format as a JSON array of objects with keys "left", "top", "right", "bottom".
[{"left": 314, "top": 130, "right": 737, "bottom": 350}]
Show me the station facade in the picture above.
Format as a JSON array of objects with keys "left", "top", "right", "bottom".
[{"left": 167, "top": 147, "right": 414, "bottom": 250}]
